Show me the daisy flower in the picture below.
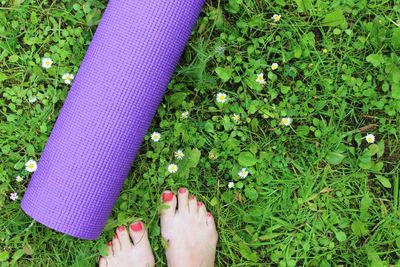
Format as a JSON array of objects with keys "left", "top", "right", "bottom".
[
  {"left": 41, "top": 58, "right": 53, "bottom": 69},
  {"left": 62, "top": 73, "right": 74, "bottom": 84},
  {"left": 272, "top": 14, "right": 281, "bottom": 22},
  {"left": 281, "top": 117, "right": 293, "bottom": 126},
  {"left": 181, "top": 111, "right": 189, "bottom": 119},
  {"left": 174, "top": 150, "right": 185, "bottom": 160},
  {"left": 10, "top": 192, "right": 18, "bottom": 201},
  {"left": 232, "top": 113, "right": 240, "bottom": 123},
  {"left": 28, "top": 96, "right": 37, "bottom": 103},
  {"left": 168, "top": 163, "right": 178, "bottom": 174},
  {"left": 151, "top": 132, "right": 161, "bottom": 142},
  {"left": 271, "top": 63, "right": 279, "bottom": 71},
  {"left": 25, "top": 159, "right": 37, "bottom": 173},
  {"left": 256, "top": 72, "right": 266, "bottom": 85},
  {"left": 16, "top": 175, "right": 23, "bottom": 182},
  {"left": 228, "top": 181, "right": 235, "bottom": 189},
  {"left": 365, "top": 133, "right": 375, "bottom": 144},
  {"left": 216, "top": 93, "right": 227, "bottom": 103},
  {"left": 238, "top": 168, "right": 249, "bottom": 178}
]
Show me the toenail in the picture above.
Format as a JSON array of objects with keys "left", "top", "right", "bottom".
[
  {"left": 117, "top": 226, "right": 125, "bottom": 232},
  {"left": 197, "top": 202, "right": 203, "bottom": 206},
  {"left": 114, "top": 233, "right": 118, "bottom": 239},
  {"left": 178, "top": 188, "right": 187, "bottom": 194},
  {"left": 207, "top": 212, "right": 212, "bottom": 217},
  {"left": 107, "top": 241, "right": 112, "bottom": 246},
  {"left": 162, "top": 191, "right": 174, "bottom": 202},
  {"left": 130, "top": 222, "right": 143, "bottom": 232}
]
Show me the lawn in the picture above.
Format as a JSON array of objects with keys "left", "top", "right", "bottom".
[{"left": 1, "top": 0, "right": 400, "bottom": 266}]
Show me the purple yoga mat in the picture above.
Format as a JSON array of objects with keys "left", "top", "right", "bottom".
[{"left": 21, "top": 0, "right": 204, "bottom": 240}]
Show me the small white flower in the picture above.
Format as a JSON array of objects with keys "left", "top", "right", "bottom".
[
  {"left": 238, "top": 168, "right": 249, "bottom": 178},
  {"left": 28, "top": 96, "right": 37, "bottom": 103},
  {"left": 181, "top": 111, "right": 189, "bottom": 119},
  {"left": 272, "top": 14, "right": 281, "bottom": 22},
  {"left": 16, "top": 175, "right": 23, "bottom": 182},
  {"left": 232, "top": 114, "right": 240, "bottom": 123},
  {"left": 281, "top": 117, "right": 292, "bottom": 126},
  {"left": 10, "top": 192, "right": 18, "bottom": 201},
  {"left": 216, "top": 93, "right": 227, "bottom": 103},
  {"left": 151, "top": 132, "right": 161, "bottom": 142},
  {"left": 256, "top": 72, "right": 266, "bottom": 85},
  {"left": 228, "top": 181, "right": 235, "bottom": 189},
  {"left": 168, "top": 163, "right": 178, "bottom": 173},
  {"left": 174, "top": 150, "right": 185, "bottom": 160},
  {"left": 62, "top": 73, "right": 74, "bottom": 84},
  {"left": 271, "top": 63, "right": 279, "bottom": 70},
  {"left": 41, "top": 58, "right": 53, "bottom": 69},
  {"left": 25, "top": 159, "right": 37, "bottom": 173},
  {"left": 365, "top": 133, "right": 375, "bottom": 144}
]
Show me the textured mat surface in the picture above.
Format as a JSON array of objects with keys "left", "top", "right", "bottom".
[{"left": 21, "top": 0, "right": 204, "bottom": 240}]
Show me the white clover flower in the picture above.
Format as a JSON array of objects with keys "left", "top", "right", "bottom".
[
  {"left": 62, "top": 73, "right": 74, "bottom": 84},
  {"left": 181, "top": 111, "right": 189, "bottom": 119},
  {"left": 281, "top": 117, "right": 292, "bottom": 126},
  {"left": 256, "top": 72, "right": 266, "bottom": 85},
  {"left": 25, "top": 159, "right": 37, "bottom": 173},
  {"left": 10, "top": 192, "right": 18, "bottom": 201},
  {"left": 271, "top": 63, "right": 279, "bottom": 70},
  {"left": 41, "top": 58, "right": 53, "bottom": 69},
  {"left": 272, "top": 14, "right": 281, "bottom": 22},
  {"left": 174, "top": 150, "right": 185, "bottom": 160},
  {"left": 168, "top": 163, "right": 178, "bottom": 173},
  {"left": 238, "top": 168, "right": 249, "bottom": 178},
  {"left": 216, "top": 93, "right": 227, "bottom": 103},
  {"left": 151, "top": 132, "right": 161, "bottom": 142},
  {"left": 28, "top": 96, "right": 37, "bottom": 103},
  {"left": 232, "top": 113, "right": 240, "bottom": 123},
  {"left": 16, "top": 175, "right": 23, "bottom": 182},
  {"left": 365, "top": 133, "right": 375, "bottom": 144},
  {"left": 228, "top": 181, "right": 235, "bottom": 189}
]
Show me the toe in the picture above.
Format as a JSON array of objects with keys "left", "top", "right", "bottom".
[
  {"left": 116, "top": 225, "right": 131, "bottom": 250},
  {"left": 197, "top": 201, "right": 207, "bottom": 219},
  {"left": 177, "top": 187, "right": 189, "bottom": 213},
  {"left": 107, "top": 241, "right": 113, "bottom": 256},
  {"left": 129, "top": 221, "right": 152, "bottom": 249},
  {"left": 99, "top": 257, "right": 107, "bottom": 267},
  {"left": 111, "top": 233, "right": 121, "bottom": 253},
  {"left": 188, "top": 195, "right": 197, "bottom": 213},
  {"left": 160, "top": 190, "right": 177, "bottom": 218}
]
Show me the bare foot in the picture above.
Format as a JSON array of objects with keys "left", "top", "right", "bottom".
[
  {"left": 99, "top": 221, "right": 155, "bottom": 267},
  {"left": 160, "top": 188, "right": 218, "bottom": 267}
]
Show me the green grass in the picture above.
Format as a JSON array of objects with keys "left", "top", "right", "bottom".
[{"left": 1, "top": 0, "right": 400, "bottom": 266}]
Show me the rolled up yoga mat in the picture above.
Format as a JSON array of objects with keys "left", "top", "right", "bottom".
[{"left": 21, "top": 0, "right": 205, "bottom": 240}]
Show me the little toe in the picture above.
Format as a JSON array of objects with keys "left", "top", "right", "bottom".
[
  {"left": 129, "top": 221, "right": 152, "bottom": 249},
  {"left": 188, "top": 195, "right": 197, "bottom": 213},
  {"left": 160, "top": 191, "right": 177, "bottom": 219},
  {"left": 177, "top": 187, "right": 189, "bottom": 213},
  {"left": 99, "top": 257, "right": 107, "bottom": 267},
  {"left": 111, "top": 233, "right": 121, "bottom": 253},
  {"left": 116, "top": 225, "right": 131, "bottom": 250}
]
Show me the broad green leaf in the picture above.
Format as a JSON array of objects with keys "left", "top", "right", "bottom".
[
  {"left": 335, "top": 231, "right": 347, "bottom": 242},
  {"left": 321, "top": 10, "right": 347, "bottom": 28},
  {"left": 215, "top": 67, "right": 233, "bottom": 82},
  {"left": 392, "top": 27, "right": 400, "bottom": 49},
  {"left": 238, "top": 151, "right": 257, "bottom": 166},
  {"left": 0, "top": 251, "right": 9, "bottom": 262},
  {"left": 351, "top": 220, "right": 368, "bottom": 237},
  {"left": 294, "top": 0, "right": 314, "bottom": 13},
  {"left": 326, "top": 151, "right": 345, "bottom": 165},
  {"left": 244, "top": 186, "right": 258, "bottom": 200},
  {"left": 238, "top": 242, "right": 258, "bottom": 262},
  {"left": 391, "top": 83, "right": 400, "bottom": 99},
  {"left": 366, "top": 53, "right": 386, "bottom": 67},
  {"left": 376, "top": 175, "right": 391, "bottom": 188},
  {"left": 0, "top": 72, "right": 8, "bottom": 82},
  {"left": 167, "top": 92, "right": 187, "bottom": 108}
]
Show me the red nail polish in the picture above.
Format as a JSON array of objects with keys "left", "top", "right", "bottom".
[
  {"left": 114, "top": 233, "right": 118, "bottom": 239},
  {"left": 207, "top": 212, "right": 212, "bottom": 217},
  {"left": 197, "top": 202, "right": 203, "bottom": 206},
  {"left": 162, "top": 191, "right": 174, "bottom": 202},
  {"left": 117, "top": 226, "right": 125, "bottom": 232},
  {"left": 130, "top": 222, "right": 143, "bottom": 232},
  {"left": 107, "top": 241, "right": 112, "bottom": 246},
  {"left": 178, "top": 188, "right": 187, "bottom": 194}
]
